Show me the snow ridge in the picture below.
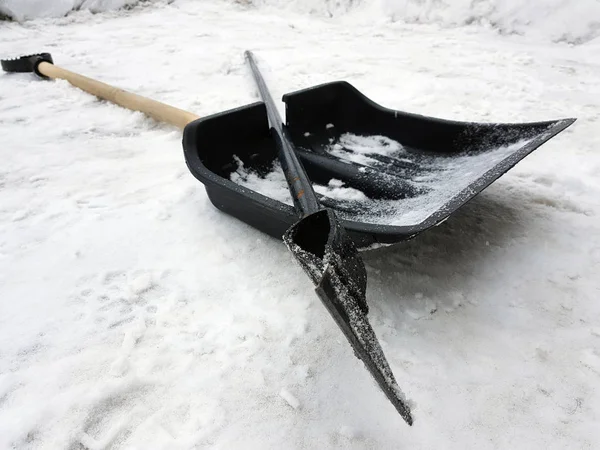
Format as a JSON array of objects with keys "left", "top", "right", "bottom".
[
  {"left": 3, "top": 0, "right": 599, "bottom": 45},
  {"left": 0, "top": 0, "right": 164, "bottom": 22},
  {"left": 241, "top": 0, "right": 600, "bottom": 45},
  {"left": 382, "top": 0, "right": 600, "bottom": 45}
]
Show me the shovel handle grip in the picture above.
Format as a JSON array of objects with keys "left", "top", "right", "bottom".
[{"left": 37, "top": 62, "right": 199, "bottom": 129}]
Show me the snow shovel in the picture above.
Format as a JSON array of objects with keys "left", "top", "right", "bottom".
[
  {"left": 3, "top": 54, "right": 576, "bottom": 249},
  {"left": 244, "top": 50, "right": 413, "bottom": 424}
]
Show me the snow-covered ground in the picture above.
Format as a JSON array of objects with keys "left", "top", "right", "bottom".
[{"left": 1, "top": 0, "right": 599, "bottom": 448}]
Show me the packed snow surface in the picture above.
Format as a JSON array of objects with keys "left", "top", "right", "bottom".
[{"left": 1, "top": 0, "right": 600, "bottom": 449}]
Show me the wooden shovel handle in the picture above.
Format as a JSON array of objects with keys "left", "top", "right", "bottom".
[{"left": 37, "top": 62, "right": 199, "bottom": 129}]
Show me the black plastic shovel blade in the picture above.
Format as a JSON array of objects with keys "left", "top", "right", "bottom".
[
  {"left": 182, "top": 83, "right": 575, "bottom": 249},
  {"left": 283, "top": 209, "right": 413, "bottom": 425}
]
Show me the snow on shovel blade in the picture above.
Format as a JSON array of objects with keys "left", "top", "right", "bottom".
[{"left": 283, "top": 209, "right": 413, "bottom": 425}]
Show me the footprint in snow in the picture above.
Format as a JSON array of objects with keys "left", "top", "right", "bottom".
[
  {"left": 77, "top": 383, "right": 152, "bottom": 450},
  {"left": 109, "top": 316, "right": 147, "bottom": 378},
  {"left": 580, "top": 349, "right": 600, "bottom": 375},
  {"left": 73, "top": 270, "right": 163, "bottom": 330}
]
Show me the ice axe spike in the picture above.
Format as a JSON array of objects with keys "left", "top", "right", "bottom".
[
  {"left": 244, "top": 50, "right": 413, "bottom": 425},
  {"left": 1, "top": 53, "right": 199, "bottom": 129}
]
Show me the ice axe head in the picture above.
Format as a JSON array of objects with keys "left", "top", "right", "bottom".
[
  {"left": 283, "top": 208, "right": 414, "bottom": 425},
  {"left": 283, "top": 208, "right": 369, "bottom": 314},
  {"left": 1, "top": 53, "right": 54, "bottom": 78}
]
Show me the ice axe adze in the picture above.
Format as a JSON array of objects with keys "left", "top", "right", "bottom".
[
  {"left": 3, "top": 52, "right": 414, "bottom": 424},
  {"left": 244, "top": 50, "right": 413, "bottom": 425}
]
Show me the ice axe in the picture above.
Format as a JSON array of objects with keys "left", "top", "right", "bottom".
[{"left": 244, "top": 50, "right": 413, "bottom": 425}]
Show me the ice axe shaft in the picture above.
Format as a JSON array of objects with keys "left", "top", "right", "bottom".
[
  {"left": 244, "top": 51, "right": 320, "bottom": 216},
  {"left": 2, "top": 54, "right": 198, "bottom": 129}
]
